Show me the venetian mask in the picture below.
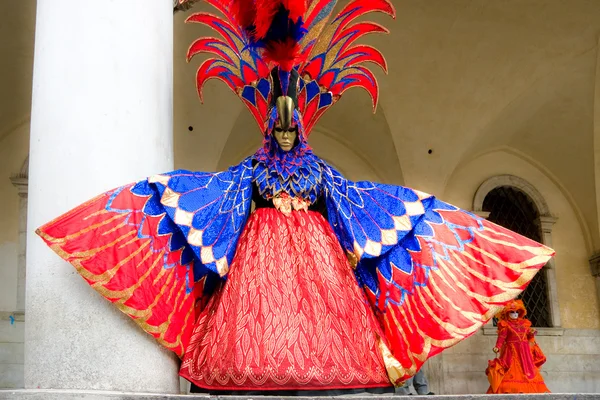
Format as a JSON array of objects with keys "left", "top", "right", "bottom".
[
  {"left": 273, "top": 124, "right": 297, "bottom": 152},
  {"left": 508, "top": 311, "right": 519, "bottom": 320}
]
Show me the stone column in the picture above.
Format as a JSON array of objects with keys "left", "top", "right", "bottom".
[
  {"left": 10, "top": 171, "right": 28, "bottom": 315},
  {"left": 537, "top": 215, "right": 561, "bottom": 327},
  {"left": 25, "top": 0, "right": 179, "bottom": 393}
]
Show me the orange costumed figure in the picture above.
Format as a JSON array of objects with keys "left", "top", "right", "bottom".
[{"left": 487, "top": 300, "right": 550, "bottom": 394}]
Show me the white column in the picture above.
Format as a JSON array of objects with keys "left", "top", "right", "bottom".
[
  {"left": 10, "top": 172, "right": 28, "bottom": 315},
  {"left": 25, "top": 0, "right": 179, "bottom": 393}
]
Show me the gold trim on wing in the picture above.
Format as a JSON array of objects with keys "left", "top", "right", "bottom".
[
  {"left": 435, "top": 256, "right": 524, "bottom": 304},
  {"left": 37, "top": 212, "right": 127, "bottom": 244},
  {"left": 425, "top": 276, "right": 488, "bottom": 324},
  {"left": 161, "top": 187, "right": 181, "bottom": 208},
  {"left": 477, "top": 228, "right": 555, "bottom": 256},
  {"left": 377, "top": 336, "right": 407, "bottom": 387},
  {"left": 175, "top": 208, "right": 194, "bottom": 227},
  {"left": 148, "top": 174, "right": 171, "bottom": 185},
  {"left": 91, "top": 249, "right": 162, "bottom": 298},
  {"left": 404, "top": 201, "right": 425, "bottom": 216},
  {"left": 381, "top": 229, "right": 398, "bottom": 246},
  {"left": 393, "top": 215, "right": 412, "bottom": 231},
  {"left": 449, "top": 250, "right": 539, "bottom": 291},
  {"left": 364, "top": 239, "right": 382, "bottom": 256},
  {"left": 187, "top": 228, "right": 204, "bottom": 247},
  {"left": 216, "top": 257, "right": 229, "bottom": 276}
]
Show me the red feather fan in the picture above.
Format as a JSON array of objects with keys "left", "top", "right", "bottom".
[
  {"left": 227, "top": 0, "right": 308, "bottom": 45},
  {"left": 222, "top": 0, "right": 308, "bottom": 70}
]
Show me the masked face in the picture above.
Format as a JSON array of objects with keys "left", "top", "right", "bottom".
[
  {"left": 508, "top": 311, "right": 519, "bottom": 320},
  {"left": 273, "top": 124, "right": 297, "bottom": 152}
]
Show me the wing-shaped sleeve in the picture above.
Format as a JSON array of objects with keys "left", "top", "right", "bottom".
[
  {"left": 321, "top": 163, "right": 554, "bottom": 384},
  {"left": 36, "top": 158, "right": 254, "bottom": 357},
  {"left": 148, "top": 157, "right": 254, "bottom": 277}
]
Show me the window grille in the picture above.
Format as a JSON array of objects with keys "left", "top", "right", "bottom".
[{"left": 483, "top": 186, "right": 551, "bottom": 327}]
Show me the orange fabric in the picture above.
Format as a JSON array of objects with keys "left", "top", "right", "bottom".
[
  {"left": 486, "top": 359, "right": 505, "bottom": 393},
  {"left": 487, "top": 318, "right": 549, "bottom": 394},
  {"left": 180, "top": 208, "right": 392, "bottom": 390}
]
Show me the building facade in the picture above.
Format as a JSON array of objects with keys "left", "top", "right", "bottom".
[{"left": 0, "top": 0, "right": 599, "bottom": 394}]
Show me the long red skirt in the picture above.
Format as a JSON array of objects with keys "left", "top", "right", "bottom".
[{"left": 179, "top": 208, "right": 391, "bottom": 391}]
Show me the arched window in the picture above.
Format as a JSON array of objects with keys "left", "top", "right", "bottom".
[
  {"left": 482, "top": 186, "right": 550, "bottom": 327},
  {"left": 473, "top": 175, "right": 561, "bottom": 328}
]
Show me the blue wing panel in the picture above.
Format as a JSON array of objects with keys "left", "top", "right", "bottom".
[{"left": 149, "top": 157, "right": 254, "bottom": 278}]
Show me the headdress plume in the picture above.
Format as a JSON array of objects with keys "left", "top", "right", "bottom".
[{"left": 186, "top": 0, "right": 395, "bottom": 136}]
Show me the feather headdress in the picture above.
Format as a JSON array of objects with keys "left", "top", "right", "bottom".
[{"left": 186, "top": 0, "right": 395, "bottom": 135}]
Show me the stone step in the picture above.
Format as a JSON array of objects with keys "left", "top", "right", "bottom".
[{"left": 1, "top": 390, "right": 600, "bottom": 400}]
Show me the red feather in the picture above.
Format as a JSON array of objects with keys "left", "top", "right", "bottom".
[
  {"left": 230, "top": 0, "right": 257, "bottom": 31},
  {"left": 229, "top": 0, "right": 307, "bottom": 41},
  {"left": 254, "top": 0, "right": 283, "bottom": 40},
  {"left": 264, "top": 38, "right": 302, "bottom": 71},
  {"left": 282, "top": 0, "right": 307, "bottom": 23}
]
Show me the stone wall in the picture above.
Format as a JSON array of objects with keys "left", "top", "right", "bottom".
[
  {"left": 0, "top": 317, "right": 24, "bottom": 389},
  {"left": 0, "top": 123, "right": 29, "bottom": 390}
]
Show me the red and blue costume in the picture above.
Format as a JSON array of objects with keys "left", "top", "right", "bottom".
[{"left": 37, "top": 0, "right": 554, "bottom": 392}]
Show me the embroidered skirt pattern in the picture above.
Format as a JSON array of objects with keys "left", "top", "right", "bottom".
[{"left": 179, "top": 208, "right": 391, "bottom": 390}]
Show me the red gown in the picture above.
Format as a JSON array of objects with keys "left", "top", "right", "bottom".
[
  {"left": 179, "top": 207, "right": 391, "bottom": 390},
  {"left": 487, "top": 319, "right": 549, "bottom": 393}
]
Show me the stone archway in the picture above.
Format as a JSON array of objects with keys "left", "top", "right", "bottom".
[{"left": 473, "top": 174, "right": 551, "bottom": 216}]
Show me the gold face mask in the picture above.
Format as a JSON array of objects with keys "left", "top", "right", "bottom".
[
  {"left": 273, "top": 124, "right": 298, "bottom": 152},
  {"left": 276, "top": 95, "right": 294, "bottom": 131}
]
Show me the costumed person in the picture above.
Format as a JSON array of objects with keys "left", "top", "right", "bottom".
[
  {"left": 486, "top": 300, "right": 550, "bottom": 394},
  {"left": 37, "top": 0, "right": 555, "bottom": 393}
]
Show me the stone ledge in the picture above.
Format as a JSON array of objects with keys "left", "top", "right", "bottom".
[
  {"left": 482, "top": 326, "right": 564, "bottom": 336},
  {"left": 1, "top": 390, "right": 600, "bottom": 400},
  {"left": 0, "top": 313, "right": 25, "bottom": 323},
  {"left": 483, "top": 326, "right": 565, "bottom": 336}
]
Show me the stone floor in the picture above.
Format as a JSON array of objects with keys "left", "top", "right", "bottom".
[{"left": 0, "top": 391, "right": 599, "bottom": 400}]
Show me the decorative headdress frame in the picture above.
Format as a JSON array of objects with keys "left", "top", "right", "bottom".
[{"left": 185, "top": 0, "right": 396, "bottom": 136}]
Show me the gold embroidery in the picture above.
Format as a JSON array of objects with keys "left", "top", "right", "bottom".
[
  {"left": 393, "top": 215, "right": 412, "bottom": 231},
  {"left": 291, "top": 196, "right": 309, "bottom": 212},
  {"left": 200, "top": 246, "right": 215, "bottom": 265},
  {"left": 181, "top": 209, "right": 390, "bottom": 389},
  {"left": 161, "top": 187, "right": 181, "bottom": 208},
  {"left": 381, "top": 228, "right": 398, "bottom": 246},
  {"left": 148, "top": 174, "right": 171, "bottom": 185},
  {"left": 404, "top": 201, "right": 425, "bottom": 216},
  {"left": 174, "top": 208, "right": 194, "bottom": 226},
  {"left": 377, "top": 337, "right": 406, "bottom": 387},
  {"left": 215, "top": 257, "right": 229, "bottom": 276},
  {"left": 353, "top": 240, "right": 364, "bottom": 259},
  {"left": 187, "top": 228, "right": 204, "bottom": 246},
  {"left": 272, "top": 193, "right": 311, "bottom": 215},
  {"left": 346, "top": 251, "right": 358, "bottom": 269},
  {"left": 364, "top": 239, "right": 382, "bottom": 256},
  {"left": 414, "top": 190, "right": 432, "bottom": 200}
]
